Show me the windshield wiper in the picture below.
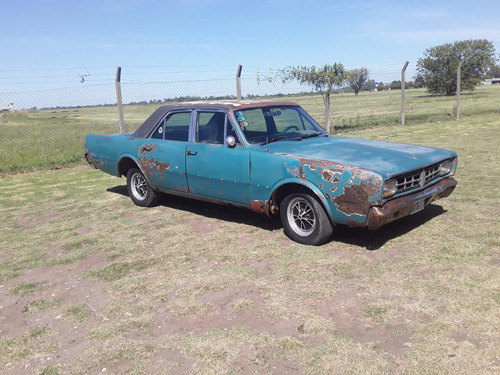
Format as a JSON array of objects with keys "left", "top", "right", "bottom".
[
  {"left": 262, "top": 135, "right": 303, "bottom": 145},
  {"left": 300, "top": 132, "right": 327, "bottom": 139}
]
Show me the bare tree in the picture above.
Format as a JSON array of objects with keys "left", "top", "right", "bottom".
[{"left": 280, "top": 64, "right": 346, "bottom": 134}]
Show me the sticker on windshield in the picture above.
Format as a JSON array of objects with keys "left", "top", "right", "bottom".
[{"left": 235, "top": 113, "right": 248, "bottom": 127}]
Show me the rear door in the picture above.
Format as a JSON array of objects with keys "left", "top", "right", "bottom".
[
  {"left": 185, "top": 110, "right": 251, "bottom": 204},
  {"left": 137, "top": 110, "right": 191, "bottom": 192}
]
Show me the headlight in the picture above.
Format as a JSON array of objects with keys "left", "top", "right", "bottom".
[
  {"left": 439, "top": 160, "right": 452, "bottom": 176},
  {"left": 383, "top": 179, "right": 397, "bottom": 198}
]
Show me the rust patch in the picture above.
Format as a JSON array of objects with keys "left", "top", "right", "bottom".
[
  {"left": 85, "top": 148, "right": 102, "bottom": 167},
  {"left": 331, "top": 184, "right": 372, "bottom": 216},
  {"left": 138, "top": 144, "right": 158, "bottom": 156},
  {"left": 138, "top": 156, "right": 170, "bottom": 174},
  {"left": 322, "top": 171, "right": 332, "bottom": 181},
  {"left": 177, "top": 185, "right": 189, "bottom": 193},
  {"left": 346, "top": 219, "right": 366, "bottom": 228},
  {"left": 321, "top": 169, "right": 342, "bottom": 182},
  {"left": 287, "top": 166, "right": 300, "bottom": 178},
  {"left": 251, "top": 200, "right": 270, "bottom": 217}
]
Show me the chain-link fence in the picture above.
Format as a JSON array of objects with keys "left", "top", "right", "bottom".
[{"left": 1, "top": 65, "right": 497, "bottom": 173}]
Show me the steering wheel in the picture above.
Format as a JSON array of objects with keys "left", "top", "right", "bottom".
[{"left": 282, "top": 125, "right": 299, "bottom": 133}]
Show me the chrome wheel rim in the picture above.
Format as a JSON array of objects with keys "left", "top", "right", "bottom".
[
  {"left": 131, "top": 172, "right": 147, "bottom": 201},
  {"left": 287, "top": 197, "right": 316, "bottom": 236}
]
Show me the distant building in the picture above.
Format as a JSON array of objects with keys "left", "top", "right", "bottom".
[{"left": 483, "top": 78, "right": 500, "bottom": 85}]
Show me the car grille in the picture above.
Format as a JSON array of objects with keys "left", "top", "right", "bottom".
[{"left": 395, "top": 162, "right": 442, "bottom": 194}]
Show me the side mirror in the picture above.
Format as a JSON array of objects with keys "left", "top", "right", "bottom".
[{"left": 226, "top": 135, "right": 236, "bottom": 148}]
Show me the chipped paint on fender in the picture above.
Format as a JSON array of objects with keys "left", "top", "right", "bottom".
[{"left": 274, "top": 153, "right": 384, "bottom": 225}]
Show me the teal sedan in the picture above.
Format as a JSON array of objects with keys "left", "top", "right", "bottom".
[{"left": 85, "top": 101, "right": 457, "bottom": 245}]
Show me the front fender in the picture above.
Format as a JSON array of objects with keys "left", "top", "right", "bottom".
[
  {"left": 269, "top": 178, "right": 334, "bottom": 217},
  {"left": 274, "top": 154, "right": 384, "bottom": 226}
]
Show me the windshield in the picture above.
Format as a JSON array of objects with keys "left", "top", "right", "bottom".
[{"left": 233, "top": 106, "right": 326, "bottom": 145}]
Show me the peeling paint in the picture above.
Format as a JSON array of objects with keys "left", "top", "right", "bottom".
[
  {"left": 85, "top": 148, "right": 103, "bottom": 167},
  {"left": 250, "top": 200, "right": 270, "bottom": 216},
  {"left": 331, "top": 184, "right": 372, "bottom": 216},
  {"left": 138, "top": 144, "right": 158, "bottom": 155},
  {"left": 137, "top": 156, "right": 171, "bottom": 174}
]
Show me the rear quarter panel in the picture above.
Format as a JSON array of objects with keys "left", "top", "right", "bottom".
[{"left": 85, "top": 133, "right": 140, "bottom": 177}]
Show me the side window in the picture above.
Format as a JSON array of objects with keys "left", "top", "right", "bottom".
[
  {"left": 165, "top": 112, "right": 191, "bottom": 141},
  {"left": 150, "top": 122, "right": 164, "bottom": 139},
  {"left": 151, "top": 112, "right": 191, "bottom": 141},
  {"left": 197, "top": 112, "right": 227, "bottom": 145}
]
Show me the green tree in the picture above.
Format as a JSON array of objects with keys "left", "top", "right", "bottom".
[
  {"left": 416, "top": 39, "right": 496, "bottom": 95},
  {"left": 413, "top": 76, "right": 425, "bottom": 89},
  {"left": 280, "top": 64, "right": 345, "bottom": 134},
  {"left": 346, "top": 67, "right": 369, "bottom": 95},
  {"left": 376, "top": 82, "right": 386, "bottom": 91},
  {"left": 362, "top": 79, "right": 376, "bottom": 92},
  {"left": 390, "top": 80, "right": 402, "bottom": 90}
]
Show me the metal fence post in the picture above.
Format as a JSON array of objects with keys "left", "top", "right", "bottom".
[
  {"left": 236, "top": 64, "right": 243, "bottom": 100},
  {"left": 456, "top": 59, "right": 464, "bottom": 119},
  {"left": 401, "top": 61, "right": 409, "bottom": 125},
  {"left": 115, "top": 66, "right": 125, "bottom": 133}
]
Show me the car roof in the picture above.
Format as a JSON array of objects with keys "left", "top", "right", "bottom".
[{"left": 132, "top": 100, "right": 299, "bottom": 138}]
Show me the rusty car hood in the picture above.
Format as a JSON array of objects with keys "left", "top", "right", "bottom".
[{"left": 265, "top": 135, "right": 456, "bottom": 178}]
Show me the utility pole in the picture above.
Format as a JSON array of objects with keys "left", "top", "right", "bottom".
[
  {"left": 115, "top": 66, "right": 125, "bottom": 133},
  {"left": 401, "top": 61, "right": 409, "bottom": 125}
]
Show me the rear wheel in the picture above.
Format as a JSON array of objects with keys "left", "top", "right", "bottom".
[
  {"left": 280, "top": 193, "right": 333, "bottom": 245},
  {"left": 126, "top": 168, "right": 160, "bottom": 207}
]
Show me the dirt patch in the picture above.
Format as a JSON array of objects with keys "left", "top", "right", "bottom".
[
  {"left": 16, "top": 211, "right": 61, "bottom": 230},
  {"left": 188, "top": 218, "right": 224, "bottom": 237}
]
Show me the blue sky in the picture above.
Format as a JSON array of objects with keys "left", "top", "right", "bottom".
[{"left": 1, "top": 0, "right": 499, "bottom": 93}]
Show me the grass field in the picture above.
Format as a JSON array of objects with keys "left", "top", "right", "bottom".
[
  {"left": 1, "top": 85, "right": 499, "bottom": 173},
  {"left": 0, "top": 106, "right": 499, "bottom": 373}
]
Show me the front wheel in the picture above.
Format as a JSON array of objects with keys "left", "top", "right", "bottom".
[
  {"left": 126, "top": 168, "right": 160, "bottom": 207},
  {"left": 280, "top": 193, "right": 333, "bottom": 245}
]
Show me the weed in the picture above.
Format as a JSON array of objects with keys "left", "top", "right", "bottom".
[
  {"left": 9, "top": 282, "right": 37, "bottom": 296},
  {"left": 63, "top": 303, "right": 92, "bottom": 323}
]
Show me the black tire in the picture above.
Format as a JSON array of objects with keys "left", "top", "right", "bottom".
[
  {"left": 280, "top": 193, "right": 333, "bottom": 245},
  {"left": 126, "top": 168, "right": 160, "bottom": 207}
]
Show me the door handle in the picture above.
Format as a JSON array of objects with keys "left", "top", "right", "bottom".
[{"left": 187, "top": 150, "right": 198, "bottom": 156}]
